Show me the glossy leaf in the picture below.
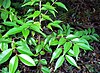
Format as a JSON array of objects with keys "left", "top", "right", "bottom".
[
  {"left": 58, "top": 37, "right": 66, "bottom": 46},
  {"left": 76, "top": 43, "right": 92, "bottom": 50},
  {"left": 73, "top": 44, "right": 80, "bottom": 60},
  {"left": 9, "top": 56, "right": 18, "bottom": 73},
  {"left": 66, "top": 34, "right": 78, "bottom": 40},
  {"left": 55, "top": 2, "right": 68, "bottom": 11},
  {"left": 65, "top": 55, "right": 78, "bottom": 67},
  {"left": 50, "top": 48, "right": 62, "bottom": 63},
  {"left": 54, "top": 55, "right": 64, "bottom": 71},
  {"left": 3, "top": 0, "right": 11, "bottom": 9},
  {"left": 63, "top": 42, "right": 72, "bottom": 55},
  {"left": 18, "top": 54, "right": 36, "bottom": 66},
  {"left": 0, "top": 49, "right": 12, "bottom": 64},
  {"left": 68, "top": 49, "right": 74, "bottom": 56},
  {"left": 41, "top": 66, "right": 50, "bottom": 73}
]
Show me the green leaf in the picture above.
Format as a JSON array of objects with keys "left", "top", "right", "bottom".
[
  {"left": 41, "top": 66, "right": 50, "bottom": 73},
  {"left": 76, "top": 43, "right": 92, "bottom": 50},
  {"left": 90, "top": 35, "right": 99, "bottom": 42},
  {"left": 42, "top": 14, "right": 53, "bottom": 22},
  {"left": 3, "top": 21, "right": 17, "bottom": 27},
  {"left": 68, "top": 49, "right": 74, "bottom": 56},
  {"left": 50, "top": 48, "right": 62, "bottom": 63},
  {"left": 16, "top": 40, "right": 34, "bottom": 56},
  {"left": 0, "top": 43, "right": 8, "bottom": 51},
  {"left": 66, "top": 34, "right": 78, "bottom": 40},
  {"left": 44, "top": 44, "right": 52, "bottom": 53},
  {"left": 44, "top": 35, "right": 51, "bottom": 46},
  {"left": 0, "top": 38, "right": 11, "bottom": 43},
  {"left": 27, "top": 11, "right": 41, "bottom": 19},
  {"left": 9, "top": 56, "right": 18, "bottom": 73},
  {"left": 22, "top": 29, "right": 30, "bottom": 39},
  {"left": 3, "top": 0, "right": 11, "bottom": 9},
  {"left": 0, "top": 0, "right": 3, "bottom": 7},
  {"left": 51, "top": 0, "right": 54, "bottom": 2},
  {"left": 54, "top": 55, "right": 64, "bottom": 71},
  {"left": 63, "top": 42, "right": 72, "bottom": 55},
  {"left": 1, "top": 10, "right": 8, "bottom": 21},
  {"left": 28, "top": 38, "right": 37, "bottom": 46},
  {"left": 3, "top": 23, "right": 31, "bottom": 37},
  {"left": 18, "top": 54, "right": 36, "bottom": 66},
  {"left": 65, "top": 55, "right": 78, "bottom": 67},
  {"left": 58, "top": 37, "right": 66, "bottom": 46},
  {"left": 73, "top": 44, "right": 80, "bottom": 60},
  {"left": 40, "top": 59, "right": 47, "bottom": 65},
  {"left": 35, "top": 44, "right": 43, "bottom": 53},
  {"left": 55, "top": 2, "right": 68, "bottom": 11},
  {"left": 0, "top": 49, "right": 12, "bottom": 64}
]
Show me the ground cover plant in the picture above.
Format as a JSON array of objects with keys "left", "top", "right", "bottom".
[{"left": 0, "top": 0, "right": 100, "bottom": 73}]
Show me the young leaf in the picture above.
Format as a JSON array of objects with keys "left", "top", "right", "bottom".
[
  {"left": 18, "top": 54, "right": 36, "bottom": 66},
  {"left": 50, "top": 48, "right": 62, "bottom": 63},
  {"left": 63, "top": 42, "right": 72, "bottom": 55},
  {"left": 3, "top": 0, "right": 11, "bottom": 9},
  {"left": 0, "top": 49, "right": 12, "bottom": 64},
  {"left": 22, "top": 29, "right": 30, "bottom": 39},
  {"left": 65, "top": 55, "right": 78, "bottom": 68},
  {"left": 76, "top": 43, "right": 92, "bottom": 50},
  {"left": 66, "top": 34, "right": 78, "bottom": 40},
  {"left": 42, "top": 14, "right": 53, "bottom": 22},
  {"left": 54, "top": 55, "right": 64, "bottom": 71},
  {"left": 73, "top": 44, "right": 80, "bottom": 60},
  {"left": 55, "top": 2, "right": 68, "bottom": 11},
  {"left": 9, "top": 56, "right": 18, "bottom": 73},
  {"left": 44, "top": 44, "right": 52, "bottom": 53},
  {"left": 40, "top": 59, "right": 47, "bottom": 65},
  {"left": 41, "top": 66, "right": 50, "bottom": 73},
  {"left": 35, "top": 44, "right": 43, "bottom": 53}
]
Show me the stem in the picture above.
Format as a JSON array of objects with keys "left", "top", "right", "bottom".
[{"left": 39, "top": 0, "right": 42, "bottom": 24}]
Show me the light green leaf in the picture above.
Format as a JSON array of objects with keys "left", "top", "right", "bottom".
[
  {"left": 9, "top": 56, "right": 18, "bottom": 73},
  {"left": 41, "top": 66, "right": 50, "bottom": 73},
  {"left": 42, "top": 14, "right": 53, "bottom": 22},
  {"left": 29, "top": 38, "right": 37, "bottom": 46},
  {"left": 35, "top": 44, "right": 43, "bottom": 53},
  {"left": 0, "top": 43, "right": 8, "bottom": 51},
  {"left": 3, "top": 0, "right": 11, "bottom": 9},
  {"left": 44, "top": 44, "right": 52, "bottom": 53},
  {"left": 0, "top": 38, "right": 11, "bottom": 43},
  {"left": 27, "top": 11, "right": 41, "bottom": 19},
  {"left": 73, "top": 44, "right": 80, "bottom": 60},
  {"left": 0, "top": 49, "right": 12, "bottom": 64},
  {"left": 18, "top": 54, "right": 36, "bottom": 66},
  {"left": 65, "top": 55, "right": 78, "bottom": 67},
  {"left": 66, "top": 34, "right": 78, "bottom": 40},
  {"left": 68, "top": 49, "right": 74, "bottom": 56},
  {"left": 3, "top": 21, "right": 17, "bottom": 27},
  {"left": 51, "top": 0, "right": 54, "bottom": 2},
  {"left": 22, "top": 29, "right": 30, "bottom": 39},
  {"left": 76, "top": 43, "right": 92, "bottom": 50},
  {"left": 1, "top": 10, "right": 8, "bottom": 21},
  {"left": 16, "top": 40, "right": 34, "bottom": 56},
  {"left": 50, "top": 48, "right": 62, "bottom": 63},
  {"left": 58, "top": 37, "right": 66, "bottom": 46},
  {"left": 55, "top": 2, "right": 68, "bottom": 11},
  {"left": 40, "top": 59, "right": 47, "bottom": 65},
  {"left": 63, "top": 42, "right": 72, "bottom": 55},
  {"left": 54, "top": 55, "right": 64, "bottom": 71},
  {"left": 44, "top": 35, "right": 51, "bottom": 46}
]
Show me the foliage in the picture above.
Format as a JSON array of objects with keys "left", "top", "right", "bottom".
[{"left": 0, "top": 0, "right": 99, "bottom": 73}]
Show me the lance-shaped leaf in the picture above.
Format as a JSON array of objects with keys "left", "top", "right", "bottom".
[
  {"left": 66, "top": 34, "right": 78, "bottom": 40},
  {"left": 18, "top": 54, "right": 36, "bottom": 66},
  {"left": 55, "top": 2, "right": 68, "bottom": 11},
  {"left": 0, "top": 49, "right": 12, "bottom": 64},
  {"left": 16, "top": 40, "right": 34, "bottom": 56},
  {"left": 42, "top": 14, "right": 53, "bottom": 22},
  {"left": 3, "top": 23, "right": 31, "bottom": 37},
  {"left": 9, "top": 56, "right": 18, "bottom": 73},
  {"left": 65, "top": 55, "right": 78, "bottom": 68},
  {"left": 76, "top": 43, "right": 92, "bottom": 50},
  {"left": 63, "top": 42, "right": 72, "bottom": 55},
  {"left": 22, "top": 29, "right": 30, "bottom": 39},
  {"left": 35, "top": 44, "right": 43, "bottom": 53},
  {"left": 54, "top": 55, "right": 64, "bottom": 71},
  {"left": 41, "top": 66, "right": 50, "bottom": 73},
  {"left": 73, "top": 44, "right": 80, "bottom": 60},
  {"left": 58, "top": 37, "right": 66, "bottom": 47},
  {"left": 3, "top": 21, "right": 17, "bottom": 27},
  {"left": 50, "top": 48, "right": 62, "bottom": 63},
  {"left": 27, "top": 11, "right": 41, "bottom": 19}
]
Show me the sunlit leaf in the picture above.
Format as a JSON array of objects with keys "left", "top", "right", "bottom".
[
  {"left": 18, "top": 54, "right": 36, "bottom": 66},
  {"left": 41, "top": 66, "right": 50, "bottom": 73},
  {"left": 9, "top": 56, "right": 18, "bottom": 73}
]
